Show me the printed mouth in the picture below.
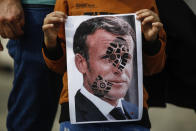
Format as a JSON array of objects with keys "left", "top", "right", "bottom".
[
  {"left": 109, "top": 80, "right": 127, "bottom": 86},
  {"left": 110, "top": 80, "right": 126, "bottom": 83}
]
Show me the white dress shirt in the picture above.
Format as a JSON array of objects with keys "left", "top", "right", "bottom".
[{"left": 80, "top": 86, "right": 126, "bottom": 120}]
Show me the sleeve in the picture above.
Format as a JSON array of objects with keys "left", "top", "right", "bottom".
[
  {"left": 142, "top": 2, "right": 167, "bottom": 76},
  {"left": 42, "top": 0, "right": 68, "bottom": 75}
]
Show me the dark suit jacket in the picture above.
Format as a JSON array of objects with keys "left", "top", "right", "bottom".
[{"left": 75, "top": 90, "right": 138, "bottom": 122}]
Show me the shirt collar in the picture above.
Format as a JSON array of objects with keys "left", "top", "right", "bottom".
[{"left": 80, "top": 86, "right": 125, "bottom": 118}]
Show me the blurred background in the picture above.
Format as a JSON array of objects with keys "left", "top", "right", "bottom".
[{"left": 1, "top": 0, "right": 196, "bottom": 130}]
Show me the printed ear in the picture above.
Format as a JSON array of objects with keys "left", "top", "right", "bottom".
[{"left": 75, "top": 54, "right": 88, "bottom": 74}]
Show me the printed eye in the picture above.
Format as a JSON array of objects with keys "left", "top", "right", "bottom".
[
  {"left": 122, "top": 53, "right": 129, "bottom": 59},
  {"left": 121, "top": 59, "right": 127, "bottom": 66},
  {"left": 110, "top": 43, "right": 117, "bottom": 48},
  {"left": 107, "top": 47, "right": 113, "bottom": 54},
  {"left": 122, "top": 53, "right": 132, "bottom": 60},
  {"left": 97, "top": 75, "right": 103, "bottom": 80},
  {"left": 109, "top": 54, "right": 116, "bottom": 61},
  {"left": 101, "top": 55, "right": 113, "bottom": 64},
  {"left": 101, "top": 55, "right": 109, "bottom": 59}
]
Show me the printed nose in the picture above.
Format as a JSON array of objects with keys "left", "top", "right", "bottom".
[{"left": 112, "top": 64, "right": 123, "bottom": 75}]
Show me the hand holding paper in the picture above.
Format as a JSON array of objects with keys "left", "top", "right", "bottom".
[
  {"left": 42, "top": 11, "right": 66, "bottom": 49},
  {"left": 136, "top": 9, "right": 163, "bottom": 42}
]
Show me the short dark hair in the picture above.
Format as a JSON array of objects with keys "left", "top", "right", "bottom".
[{"left": 73, "top": 16, "right": 136, "bottom": 60}]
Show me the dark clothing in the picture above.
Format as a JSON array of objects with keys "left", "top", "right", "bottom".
[
  {"left": 75, "top": 90, "right": 138, "bottom": 122},
  {"left": 6, "top": 5, "right": 62, "bottom": 131},
  {"left": 145, "top": 0, "right": 196, "bottom": 110}
]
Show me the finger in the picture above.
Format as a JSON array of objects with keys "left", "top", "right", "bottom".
[
  {"left": 42, "top": 24, "right": 54, "bottom": 31},
  {"left": 142, "top": 16, "right": 155, "bottom": 25},
  {"left": 16, "top": 13, "right": 25, "bottom": 37},
  {"left": 9, "top": 22, "right": 24, "bottom": 38},
  {"left": 7, "top": 22, "right": 24, "bottom": 38},
  {"left": 47, "top": 11, "right": 67, "bottom": 19},
  {"left": 0, "top": 18, "right": 24, "bottom": 39},
  {"left": 136, "top": 9, "right": 159, "bottom": 21},
  {"left": 0, "top": 23, "right": 15, "bottom": 38},
  {"left": 44, "top": 16, "right": 65, "bottom": 25},
  {"left": 44, "top": 11, "right": 67, "bottom": 26},
  {"left": 19, "top": 13, "right": 25, "bottom": 27},
  {"left": 136, "top": 9, "right": 149, "bottom": 15},
  {"left": 152, "top": 22, "right": 163, "bottom": 30},
  {"left": 53, "top": 11, "right": 67, "bottom": 18},
  {"left": 151, "top": 23, "right": 162, "bottom": 35},
  {"left": 14, "top": 10, "right": 25, "bottom": 27},
  {"left": 4, "top": 23, "right": 16, "bottom": 39},
  {"left": 136, "top": 11, "right": 151, "bottom": 20},
  {"left": 3, "top": 23, "right": 23, "bottom": 39}
]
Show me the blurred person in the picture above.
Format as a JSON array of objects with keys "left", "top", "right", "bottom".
[
  {"left": 42, "top": 0, "right": 166, "bottom": 130},
  {"left": 0, "top": 0, "right": 62, "bottom": 130},
  {"left": 144, "top": 0, "right": 196, "bottom": 111}
]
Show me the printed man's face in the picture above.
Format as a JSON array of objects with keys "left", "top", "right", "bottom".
[{"left": 83, "top": 29, "right": 134, "bottom": 101}]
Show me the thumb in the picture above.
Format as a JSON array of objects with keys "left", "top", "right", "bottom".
[{"left": 152, "top": 22, "right": 163, "bottom": 33}]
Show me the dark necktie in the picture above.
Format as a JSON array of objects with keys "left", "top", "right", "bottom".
[{"left": 110, "top": 107, "right": 126, "bottom": 120}]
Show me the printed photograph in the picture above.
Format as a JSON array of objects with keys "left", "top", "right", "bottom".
[{"left": 65, "top": 14, "right": 143, "bottom": 124}]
